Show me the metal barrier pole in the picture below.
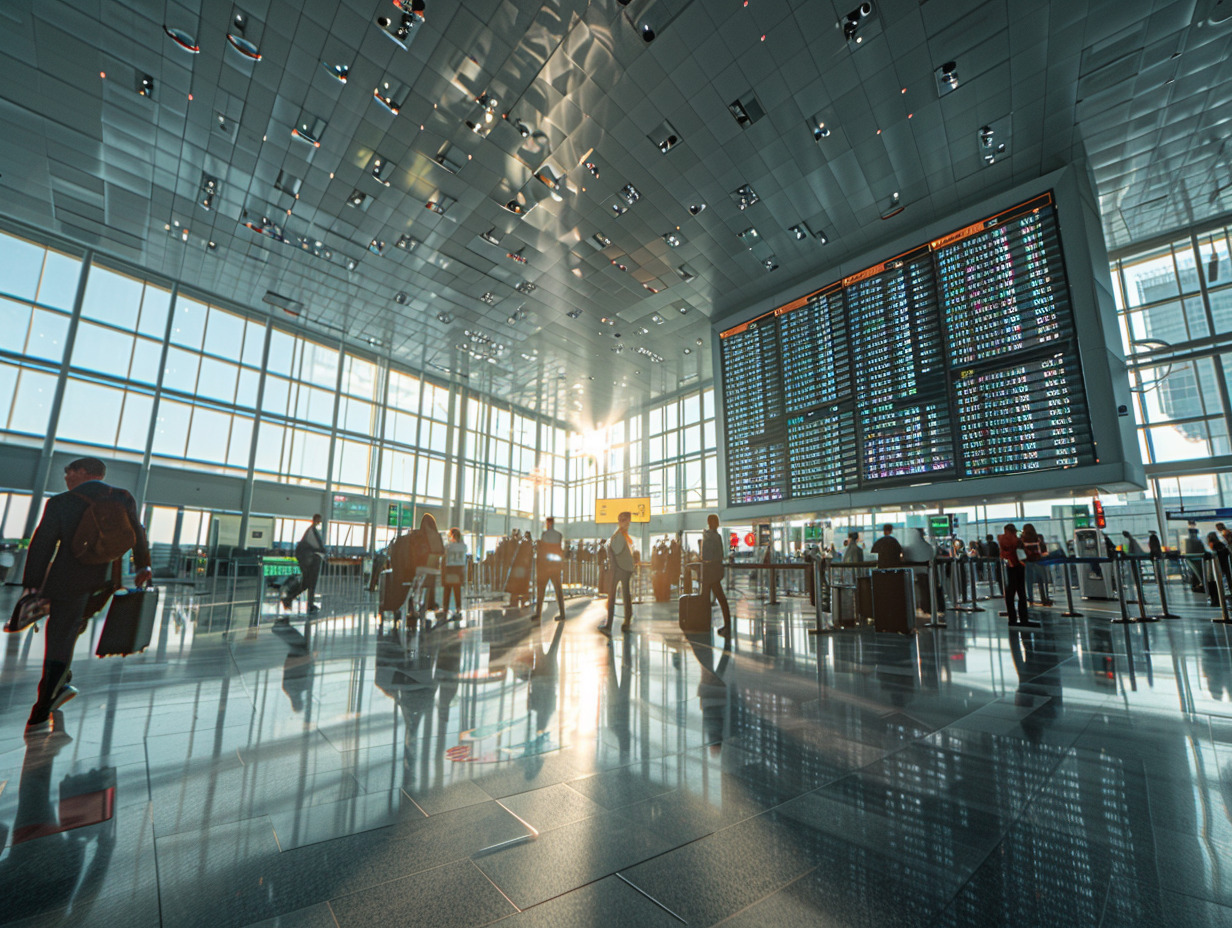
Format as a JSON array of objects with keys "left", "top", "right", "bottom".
[
  {"left": 1131, "top": 558, "right": 1157, "bottom": 622},
  {"left": 1112, "top": 555, "right": 1134, "bottom": 623},
  {"left": 832, "top": 563, "right": 845, "bottom": 628},
  {"left": 998, "top": 559, "right": 1010, "bottom": 617},
  {"left": 925, "top": 561, "right": 946, "bottom": 628},
  {"left": 968, "top": 559, "right": 984, "bottom": 612},
  {"left": 1153, "top": 555, "right": 1179, "bottom": 619},
  {"left": 769, "top": 563, "right": 778, "bottom": 606},
  {"left": 809, "top": 557, "right": 838, "bottom": 635},
  {"left": 1061, "top": 558, "right": 1082, "bottom": 617}
]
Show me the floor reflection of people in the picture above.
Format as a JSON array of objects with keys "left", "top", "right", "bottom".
[
  {"left": 527, "top": 622, "right": 564, "bottom": 751},
  {"left": 1009, "top": 625, "right": 1064, "bottom": 741},
  {"left": 0, "top": 729, "right": 116, "bottom": 921},
  {"left": 686, "top": 633, "right": 731, "bottom": 754},
  {"left": 1201, "top": 625, "right": 1232, "bottom": 702},
  {"left": 271, "top": 621, "right": 315, "bottom": 716},
  {"left": 604, "top": 637, "right": 634, "bottom": 760}
]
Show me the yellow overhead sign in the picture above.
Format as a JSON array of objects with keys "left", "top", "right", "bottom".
[{"left": 596, "top": 497, "right": 650, "bottom": 524}]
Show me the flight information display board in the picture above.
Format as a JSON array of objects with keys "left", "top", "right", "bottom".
[{"left": 719, "top": 192, "right": 1095, "bottom": 506}]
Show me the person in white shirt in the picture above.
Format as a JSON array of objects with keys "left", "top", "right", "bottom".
[
  {"left": 600, "top": 512, "right": 635, "bottom": 635},
  {"left": 440, "top": 527, "right": 467, "bottom": 621}
]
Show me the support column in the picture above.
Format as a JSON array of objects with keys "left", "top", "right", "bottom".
[
  {"left": 320, "top": 338, "right": 347, "bottom": 534},
  {"left": 452, "top": 388, "right": 468, "bottom": 531},
  {"left": 237, "top": 322, "right": 274, "bottom": 548},
  {"left": 134, "top": 282, "right": 180, "bottom": 512},
  {"left": 23, "top": 249, "right": 93, "bottom": 538}
]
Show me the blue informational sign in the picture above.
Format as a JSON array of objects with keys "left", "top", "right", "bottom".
[{"left": 1164, "top": 508, "right": 1232, "bottom": 521}]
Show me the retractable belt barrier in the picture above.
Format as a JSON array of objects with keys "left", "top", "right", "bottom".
[{"left": 804, "top": 551, "right": 1232, "bottom": 633}]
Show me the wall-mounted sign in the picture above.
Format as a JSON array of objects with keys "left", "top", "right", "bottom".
[{"left": 596, "top": 497, "right": 650, "bottom": 523}]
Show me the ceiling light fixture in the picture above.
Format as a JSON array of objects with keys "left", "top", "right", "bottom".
[
  {"left": 937, "top": 60, "right": 959, "bottom": 95},
  {"left": 137, "top": 73, "right": 155, "bottom": 99},
  {"left": 163, "top": 25, "right": 200, "bottom": 52},
  {"left": 368, "top": 239, "right": 386, "bottom": 256},
  {"left": 369, "top": 154, "right": 396, "bottom": 185},
  {"left": 373, "top": 79, "right": 405, "bottom": 115},
  {"left": 841, "top": 2, "right": 873, "bottom": 45},
  {"left": 762, "top": 256, "right": 778, "bottom": 271},
  {"left": 376, "top": 13, "right": 417, "bottom": 49},
  {"left": 507, "top": 248, "right": 527, "bottom": 264},
  {"left": 663, "top": 231, "right": 682, "bottom": 247},
  {"left": 480, "top": 228, "right": 503, "bottom": 246},
  {"left": 200, "top": 174, "right": 218, "bottom": 210},
  {"left": 323, "top": 61, "right": 349, "bottom": 83},
  {"left": 566, "top": 309, "right": 583, "bottom": 319},
  {"left": 226, "top": 11, "right": 262, "bottom": 60},
  {"left": 346, "top": 257, "right": 358, "bottom": 271},
  {"left": 347, "top": 190, "right": 367, "bottom": 208},
  {"left": 395, "top": 234, "right": 419, "bottom": 250},
  {"left": 394, "top": 292, "right": 408, "bottom": 304},
  {"left": 584, "top": 160, "right": 600, "bottom": 178},
  {"left": 292, "top": 115, "right": 325, "bottom": 147},
  {"left": 880, "top": 190, "right": 905, "bottom": 219},
  {"left": 437, "top": 311, "right": 453, "bottom": 323},
  {"left": 688, "top": 203, "right": 706, "bottom": 216},
  {"left": 789, "top": 223, "right": 809, "bottom": 241},
  {"left": 732, "top": 183, "right": 759, "bottom": 210}
]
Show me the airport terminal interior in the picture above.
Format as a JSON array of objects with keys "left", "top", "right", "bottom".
[{"left": 5, "top": 0, "right": 1232, "bottom": 926}]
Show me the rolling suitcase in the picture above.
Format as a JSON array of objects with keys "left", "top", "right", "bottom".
[
  {"left": 96, "top": 587, "right": 160, "bottom": 656},
  {"left": 872, "top": 569, "right": 914, "bottom": 635},
  {"left": 678, "top": 593, "right": 710, "bottom": 632}
]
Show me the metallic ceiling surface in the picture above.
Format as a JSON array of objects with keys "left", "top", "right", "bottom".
[{"left": 0, "top": 0, "right": 1229, "bottom": 426}]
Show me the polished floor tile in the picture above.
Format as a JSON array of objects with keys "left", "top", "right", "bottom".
[{"left": 2, "top": 582, "right": 1232, "bottom": 927}]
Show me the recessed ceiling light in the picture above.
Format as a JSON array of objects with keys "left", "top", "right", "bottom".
[
  {"left": 731, "top": 184, "right": 759, "bottom": 210},
  {"left": 368, "top": 239, "right": 386, "bottom": 256},
  {"left": 163, "top": 25, "right": 199, "bottom": 53},
  {"left": 376, "top": 12, "right": 418, "bottom": 49},
  {"left": 292, "top": 114, "right": 325, "bottom": 147},
  {"left": 396, "top": 234, "right": 418, "bottom": 251},
  {"left": 394, "top": 292, "right": 407, "bottom": 304},
  {"left": 737, "top": 227, "right": 759, "bottom": 246},
  {"left": 677, "top": 305, "right": 689, "bottom": 315},
  {"left": 347, "top": 190, "right": 367, "bottom": 208},
  {"left": 762, "top": 256, "right": 778, "bottom": 271},
  {"left": 683, "top": 347, "right": 692, "bottom": 354},
  {"left": 688, "top": 203, "right": 706, "bottom": 216},
  {"left": 322, "top": 61, "right": 349, "bottom": 83}
]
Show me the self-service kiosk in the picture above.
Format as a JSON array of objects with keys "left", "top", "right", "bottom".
[{"left": 1074, "top": 527, "right": 1116, "bottom": 599}]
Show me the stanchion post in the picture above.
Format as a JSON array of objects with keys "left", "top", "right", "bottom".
[
  {"left": 769, "top": 563, "right": 778, "bottom": 606},
  {"left": 925, "top": 560, "right": 946, "bottom": 628},
  {"left": 968, "top": 559, "right": 984, "bottom": 612},
  {"left": 1131, "top": 558, "right": 1157, "bottom": 622},
  {"left": 998, "top": 558, "right": 1010, "bottom": 617},
  {"left": 1153, "top": 554, "right": 1179, "bottom": 619},
  {"left": 1112, "top": 554, "right": 1134, "bottom": 623},
  {"left": 1061, "top": 557, "right": 1082, "bottom": 617}
]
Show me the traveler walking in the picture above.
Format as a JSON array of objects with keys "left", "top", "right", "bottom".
[
  {"left": 534, "top": 517, "right": 567, "bottom": 622},
  {"left": 20, "top": 457, "right": 152, "bottom": 733},
  {"left": 283, "top": 514, "right": 326, "bottom": 613},
  {"left": 599, "top": 511, "right": 635, "bottom": 635},
  {"left": 701, "top": 513, "right": 733, "bottom": 638}
]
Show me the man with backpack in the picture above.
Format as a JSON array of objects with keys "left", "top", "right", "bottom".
[{"left": 21, "top": 457, "right": 151, "bottom": 733}]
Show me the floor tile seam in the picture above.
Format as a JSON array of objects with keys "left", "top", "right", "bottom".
[
  {"left": 470, "top": 859, "right": 525, "bottom": 917},
  {"left": 614, "top": 871, "right": 688, "bottom": 923},
  {"left": 324, "top": 900, "right": 342, "bottom": 928}
]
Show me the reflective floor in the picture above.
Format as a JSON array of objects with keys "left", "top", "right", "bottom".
[{"left": 3, "top": 576, "right": 1232, "bottom": 928}]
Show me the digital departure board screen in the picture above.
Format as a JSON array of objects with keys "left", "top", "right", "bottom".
[{"left": 719, "top": 192, "right": 1096, "bottom": 506}]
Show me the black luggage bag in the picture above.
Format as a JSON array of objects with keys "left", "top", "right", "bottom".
[
  {"left": 282, "top": 573, "right": 304, "bottom": 601},
  {"left": 872, "top": 569, "right": 914, "bottom": 635},
  {"left": 678, "top": 593, "right": 710, "bottom": 632},
  {"left": 96, "top": 587, "right": 160, "bottom": 657}
]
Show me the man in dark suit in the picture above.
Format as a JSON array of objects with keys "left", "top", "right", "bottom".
[
  {"left": 21, "top": 457, "right": 151, "bottom": 733},
  {"left": 284, "top": 514, "right": 326, "bottom": 613}
]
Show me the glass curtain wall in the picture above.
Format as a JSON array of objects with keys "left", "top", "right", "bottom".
[{"left": 0, "top": 227, "right": 576, "bottom": 549}]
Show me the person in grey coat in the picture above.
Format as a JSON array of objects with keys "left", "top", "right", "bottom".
[{"left": 701, "top": 513, "right": 732, "bottom": 638}]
